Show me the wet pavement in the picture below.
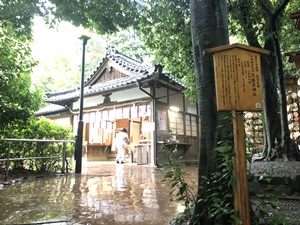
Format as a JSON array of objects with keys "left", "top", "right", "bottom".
[{"left": 0, "top": 162, "right": 198, "bottom": 225}]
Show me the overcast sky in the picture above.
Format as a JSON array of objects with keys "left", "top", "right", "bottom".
[{"left": 31, "top": 17, "right": 83, "bottom": 61}]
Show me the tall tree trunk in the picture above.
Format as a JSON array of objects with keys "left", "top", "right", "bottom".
[
  {"left": 271, "top": 10, "right": 291, "bottom": 160},
  {"left": 259, "top": 0, "right": 291, "bottom": 160},
  {"left": 234, "top": 0, "right": 281, "bottom": 158},
  {"left": 236, "top": 0, "right": 291, "bottom": 160},
  {"left": 260, "top": 51, "right": 281, "bottom": 158},
  {"left": 190, "top": 0, "right": 231, "bottom": 224}
]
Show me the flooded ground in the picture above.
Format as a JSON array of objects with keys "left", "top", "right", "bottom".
[{"left": 0, "top": 162, "right": 198, "bottom": 225}]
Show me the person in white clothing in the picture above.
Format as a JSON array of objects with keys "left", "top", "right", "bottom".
[{"left": 115, "top": 128, "right": 130, "bottom": 163}]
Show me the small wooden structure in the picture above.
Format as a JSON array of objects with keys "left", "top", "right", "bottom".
[
  {"left": 285, "top": 12, "right": 300, "bottom": 141},
  {"left": 285, "top": 51, "right": 300, "bottom": 69},
  {"left": 204, "top": 43, "right": 270, "bottom": 225},
  {"left": 35, "top": 46, "right": 199, "bottom": 166},
  {"left": 290, "top": 12, "right": 300, "bottom": 29},
  {"left": 285, "top": 12, "right": 300, "bottom": 69}
]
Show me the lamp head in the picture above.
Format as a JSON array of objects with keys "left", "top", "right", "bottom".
[{"left": 79, "top": 35, "right": 90, "bottom": 45}]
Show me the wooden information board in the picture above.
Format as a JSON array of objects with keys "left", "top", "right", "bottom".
[
  {"left": 204, "top": 44, "right": 269, "bottom": 111},
  {"left": 204, "top": 44, "right": 270, "bottom": 225}
]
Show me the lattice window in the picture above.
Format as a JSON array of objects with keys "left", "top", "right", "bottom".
[
  {"left": 169, "top": 111, "right": 184, "bottom": 135},
  {"left": 185, "top": 114, "right": 197, "bottom": 137}
]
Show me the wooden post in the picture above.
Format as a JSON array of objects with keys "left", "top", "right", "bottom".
[
  {"left": 5, "top": 142, "right": 11, "bottom": 180},
  {"left": 62, "top": 142, "right": 66, "bottom": 174},
  {"left": 233, "top": 111, "right": 250, "bottom": 225}
]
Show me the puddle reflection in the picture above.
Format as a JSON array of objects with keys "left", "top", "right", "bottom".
[{"left": 0, "top": 163, "right": 198, "bottom": 225}]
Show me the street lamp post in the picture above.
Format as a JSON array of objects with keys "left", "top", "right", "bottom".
[{"left": 75, "top": 35, "right": 90, "bottom": 174}]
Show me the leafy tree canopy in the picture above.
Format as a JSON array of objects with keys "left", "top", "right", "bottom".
[
  {"left": 42, "top": 0, "right": 299, "bottom": 101},
  {"left": 45, "top": 0, "right": 197, "bottom": 101},
  {"left": 0, "top": 18, "right": 42, "bottom": 133},
  {"left": 0, "top": 0, "right": 52, "bottom": 39},
  {"left": 48, "top": 0, "right": 139, "bottom": 34},
  {"left": 3, "top": 0, "right": 299, "bottom": 101},
  {"left": 228, "top": 0, "right": 300, "bottom": 75},
  {"left": 136, "top": 0, "right": 196, "bottom": 101},
  {"left": 30, "top": 20, "right": 154, "bottom": 93}
]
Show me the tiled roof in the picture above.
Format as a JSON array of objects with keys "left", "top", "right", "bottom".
[
  {"left": 35, "top": 104, "right": 68, "bottom": 116},
  {"left": 44, "top": 70, "right": 184, "bottom": 105},
  {"left": 105, "top": 46, "right": 147, "bottom": 71},
  {"left": 84, "top": 46, "right": 147, "bottom": 85},
  {"left": 39, "top": 46, "right": 185, "bottom": 111}
]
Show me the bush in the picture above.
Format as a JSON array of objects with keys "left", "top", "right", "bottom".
[{"left": 0, "top": 117, "right": 74, "bottom": 173}]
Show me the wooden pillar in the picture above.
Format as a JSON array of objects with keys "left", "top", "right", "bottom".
[{"left": 233, "top": 111, "right": 250, "bottom": 225}]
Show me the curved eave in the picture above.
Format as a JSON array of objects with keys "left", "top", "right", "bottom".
[
  {"left": 44, "top": 97, "right": 79, "bottom": 107},
  {"left": 42, "top": 72, "right": 186, "bottom": 105},
  {"left": 35, "top": 105, "right": 69, "bottom": 117}
]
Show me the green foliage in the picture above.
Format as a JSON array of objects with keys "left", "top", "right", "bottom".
[
  {"left": 162, "top": 142, "right": 292, "bottom": 225},
  {"left": 48, "top": 0, "right": 139, "bottom": 34},
  {"left": 31, "top": 19, "right": 155, "bottom": 94},
  {"left": 0, "top": 0, "right": 52, "bottom": 40},
  {"left": 158, "top": 154, "right": 196, "bottom": 223},
  {"left": 22, "top": 117, "right": 72, "bottom": 139},
  {"left": 228, "top": 0, "right": 300, "bottom": 75},
  {"left": 159, "top": 142, "right": 237, "bottom": 224},
  {"left": 0, "top": 21, "right": 42, "bottom": 132},
  {"left": 197, "top": 142, "right": 238, "bottom": 224},
  {"left": 136, "top": 0, "right": 196, "bottom": 102},
  {"left": 0, "top": 117, "right": 74, "bottom": 173}
]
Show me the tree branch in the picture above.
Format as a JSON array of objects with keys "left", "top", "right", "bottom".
[
  {"left": 239, "top": 0, "right": 261, "bottom": 48},
  {"left": 257, "top": 0, "right": 274, "bottom": 15},
  {"left": 258, "top": 0, "right": 291, "bottom": 20},
  {"left": 274, "top": 0, "right": 291, "bottom": 19}
]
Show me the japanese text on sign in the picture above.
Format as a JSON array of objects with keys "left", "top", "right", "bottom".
[{"left": 213, "top": 49, "right": 263, "bottom": 111}]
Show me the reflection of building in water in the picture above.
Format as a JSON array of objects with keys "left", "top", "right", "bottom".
[
  {"left": 115, "top": 164, "right": 127, "bottom": 192},
  {"left": 140, "top": 171, "right": 159, "bottom": 209},
  {"left": 69, "top": 165, "right": 185, "bottom": 224},
  {"left": 0, "top": 164, "right": 197, "bottom": 224}
]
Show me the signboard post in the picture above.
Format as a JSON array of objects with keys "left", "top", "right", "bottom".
[{"left": 204, "top": 43, "right": 270, "bottom": 225}]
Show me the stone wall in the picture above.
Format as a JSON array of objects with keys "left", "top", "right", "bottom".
[{"left": 248, "top": 161, "right": 300, "bottom": 197}]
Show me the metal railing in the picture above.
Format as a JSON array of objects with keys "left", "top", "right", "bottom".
[{"left": 0, "top": 138, "right": 74, "bottom": 180}]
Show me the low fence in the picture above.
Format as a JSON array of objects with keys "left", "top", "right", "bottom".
[{"left": 0, "top": 138, "right": 74, "bottom": 180}]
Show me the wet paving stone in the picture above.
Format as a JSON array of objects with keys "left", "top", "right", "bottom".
[{"left": 0, "top": 162, "right": 198, "bottom": 225}]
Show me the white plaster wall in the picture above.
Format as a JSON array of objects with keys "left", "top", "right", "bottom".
[
  {"left": 155, "top": 87, "right": 168, "bottom": 103},
  {"left": 154, "top": 87, "right": 197, "bottom": 114},
  {"left": 185, "top": 99, "right": 197, "bottom": 114},
  {"left": 71, "top": 86, "right": 197, "bottom": 115},
  {"left": 169, "top": 93, "right": 184, "bottom": 110},
  {"left": 110, "top": 88, "right": 149, "bottom": 102},
  {"left": 72, "top": 87, "right": 150, "bottom": 110},
  {"left": 53, "top": 116, "right": 71, "bottom": 127}
]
